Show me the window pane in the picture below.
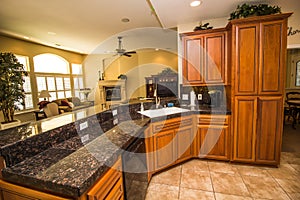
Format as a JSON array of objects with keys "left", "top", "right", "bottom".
[
  {"left": 16, "top": 55, "right": 30, "bottom": 71},
  {"left": 79, "top": 77, "right": 84, "bottom": 89},
  {"left": 75, "top": 91, "right": 80, "bottom": 98},
  {"left": 73, "top": 78, "right": 79, "bottom": 89},
  {"left": 25, "top": 94, "right": 33, "bottom": 109},
  {"left": 56, "top": 77, "right": 64, "bottom": 90},
  {"left": 65, "top": 91, "right": 72, "bottom": 97},
  {"left": 47, "top": 77, "right": 56, "bottom": 91},
  {"left": 49, "top": 92, "right": 57, "bottom": 101},
  {"left": 296, "top": 61, "right": 300, "bottom": 87},
  {"left": 36, "top": 77, "right": 46, "bottom": 92},
  {"left": 23, "top": 77, "right": 31, "bottom": 93},
  {"left": 72, "top": 64, "right": 82, "bottom": 74},
  {"left": 33, "top": 54, "right": 69, "bottom": 74},
  {"left": 64, "top": 78, "right": 71, "bottom": 90},
  {"left": 57, "top": 91, "right": 65, "bottom": 99}
]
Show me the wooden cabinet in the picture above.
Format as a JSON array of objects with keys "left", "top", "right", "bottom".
[
  {"left": 148, "top": 116, "right": 194, "bottom": 172},
  {"left": 232, "top": 17, "right": 288, "bottom": 95},
  {"left": 0, "top": 157, "right": 124, "bottom": 200},
  {"left": 230, "top": 11, "right": 292, "bottom": 166},
  {"left": 181, "top": 28, "right": 228, "bottom": 86},
  {"left": 196, "top": 115, "right": 231, "bottom": 160},
  {"left": 233, "top": 96, "right": 283, "bottom": 164},
  {"left": 87, "top": 157, "right": 124, "bottom": 200}
]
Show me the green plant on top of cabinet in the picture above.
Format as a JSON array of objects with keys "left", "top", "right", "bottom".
[{"left": 181, "top": 28, "right": 229, "bottom": 86}]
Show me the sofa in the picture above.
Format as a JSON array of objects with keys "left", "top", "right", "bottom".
[{"left": 52, "top": 97, "right": 93, "bottom": 112}]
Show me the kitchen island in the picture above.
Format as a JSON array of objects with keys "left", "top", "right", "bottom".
[{"left": 0, "top": 102, "right": 230, "bottom": 199}]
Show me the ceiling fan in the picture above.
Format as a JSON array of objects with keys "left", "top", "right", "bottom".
[{"left": 113, "top": 36, "right": 136, "bottom": 57}]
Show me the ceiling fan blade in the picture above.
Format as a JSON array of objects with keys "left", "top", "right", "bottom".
[
  {"left": 122, "top": 53, "right": 132, "bottom": 57},
  {"left": 125, "top": 51, "right": 136, "bottom": 54}
]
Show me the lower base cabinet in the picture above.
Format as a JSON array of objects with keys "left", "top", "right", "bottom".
[
  {"left": 196, "top": 115, "right": 231, "bottom": 160},
  {"left": 0, "top": 157, "right": 124, "bottom": 200},
  {"left": 146, "top": 116, "right": 194, "bottom": 173}
]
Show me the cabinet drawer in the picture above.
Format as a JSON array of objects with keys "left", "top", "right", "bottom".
[
  {"left": 197, "top": 115, "right": 229, "bottom": 125},
  {"left": 87, "top": 157, "right": 123, "bottom": 200},
  {"left": 152, "top": 116, "right": 193, "bottom": 133}
]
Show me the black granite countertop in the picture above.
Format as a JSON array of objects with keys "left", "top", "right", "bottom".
[{"left": 2, "top": 118, "right": 150, "bottom": 198}]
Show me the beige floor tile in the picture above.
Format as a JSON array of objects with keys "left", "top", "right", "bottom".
[
  {"left": 210, "top": 172, "right": 250, "bottom": 196},
  {"left": 181, "top": 170, "right": 213, "bottom": 191},
  {"left": 290, "top": 164, "right": 300, "bottom": 172},
  {"left": 242, "top": 175, "right": 290, "bottom": 200},
  {"left": 266, "top": 163, "right": 299, "bottom": 180},
  {"left": 287, "top": 192, "right": 300, "bottom": 200},
  {"left": 235, "top": 165, "right": 271, "bottom": 177},
  {"left": 146, "top": 183, "right": 179, "bottom": 200},
  {"left": 215, "top": 193, "right": 253, "bottom": 200},
  {"left": 182, "top": 159, "right": 209, "bottom": 173},
  {"left": 151, "top": 169, "right": 181, "bottom": 186},
  {"left": 208, "top": 161, "right": 238, "bottom": 174},
  {"left": 179, "top": 187, "right": 215, "bottom": 200},
  {"left": 276, "top": 178, "right": 300, "bottom": 193}
]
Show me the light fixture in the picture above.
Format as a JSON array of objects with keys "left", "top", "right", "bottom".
[
  {"left": 121, "top": 18, "right": 130, "bottom": 23},
  {"left": 23, "top": 36, "right": 30, "bottom": 39},
  {"left": 39, "top": 90, "right": 51, "bottom": 100},
  {"left": 190, "top": 0, "right": 201, "bottom": 7}
]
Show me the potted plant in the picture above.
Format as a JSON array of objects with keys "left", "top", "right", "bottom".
[{"left": 0, "top": 52, "right": 28, "bottom": 127}]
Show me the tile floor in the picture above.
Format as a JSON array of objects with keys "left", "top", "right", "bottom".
[{"left": 145, "top": 152, "right": 300, "bottom": 200}]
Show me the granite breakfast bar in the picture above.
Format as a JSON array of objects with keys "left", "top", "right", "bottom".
[{"left": 0, "top": 100, "right": 230, "bottom": 199}]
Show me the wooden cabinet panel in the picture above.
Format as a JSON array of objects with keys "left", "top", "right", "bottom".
[
  {"left": 259, "top": 20, "right": 285, "bottom": 95},
  {"left": 198, "top": 125, "right": 230, "bottom": 160},
  {"left": 233, "top": 97, "right": 257, "bottom": 162},
  {"left": 181, "top": 28, "right": 228, "bottom": 86},
  {"left": 154, "top": 130, "right": 176, "bottom": 170},
  {"left": 234, "top": 23, "right": 259, "bottom": 95},
  {"left": 176, "top": 126, "right": 194, "bottom": 163},
  {"left": 205, "top": 32, "right": 226, "bottom": 84},
  {"left": 183, "top": 37, "right": 203, "bottom": 84},
  {"left": 256, "top": 96, "right": 283, "bottom": 164}
]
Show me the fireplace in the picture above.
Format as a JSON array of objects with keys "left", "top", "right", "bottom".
[{"left": 96, "top": 80, "right": 126, "bottom": 108}]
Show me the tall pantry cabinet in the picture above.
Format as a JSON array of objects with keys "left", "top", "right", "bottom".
[{"left": 230, "top": 13, "right": 292, "bottom": 165}]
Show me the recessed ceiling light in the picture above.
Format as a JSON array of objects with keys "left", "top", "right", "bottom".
[
  {"left": 155, "top": 48, "right": 159, "bottom": 51},
  {"left": 190, "top": 0, "right": 201, "bottom": 7},
  {"left": 48, "top": 31, "right": 56, "bottom": 35},
  {"left": 23, "top": 36, "right": 30, "bottom": 39},
  {"left": 121, "top": 18, "right": 130, "bottom": 23}
]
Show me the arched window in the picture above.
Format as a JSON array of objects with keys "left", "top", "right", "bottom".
[{"left": 33, "top": 53, "right": 69, "bottom": 74}]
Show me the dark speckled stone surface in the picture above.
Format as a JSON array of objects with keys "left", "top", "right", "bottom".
[
  {"left": 2, "top": 118, "right": 150, "bottom": 197},
  {"left": 0, "top": 102, "right": 230, "bottom": 198}
]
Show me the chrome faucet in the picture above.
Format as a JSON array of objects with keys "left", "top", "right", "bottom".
[{"left": 154, "top": 89, "right": 160, "bottom": 109}]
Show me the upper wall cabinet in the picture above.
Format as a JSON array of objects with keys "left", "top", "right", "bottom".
[
  {"left": 230, "top": 13, "right": 292, "bottom": 95},
  {"left": 181, "top": 28, "right": 229, "bottom": 86}
]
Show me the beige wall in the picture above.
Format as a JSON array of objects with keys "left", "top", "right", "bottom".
[{"left": 103, "top": 50, "right": 178, "bottom": 99}]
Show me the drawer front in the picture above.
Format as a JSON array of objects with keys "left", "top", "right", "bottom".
[
  {"left": 152, "top": 116, "right": 193, "bottom": 133},
  {"left": 197, "top": 115, "right": 229, "bottom": 125}
]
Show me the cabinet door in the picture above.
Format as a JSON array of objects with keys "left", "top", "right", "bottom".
[
  {"left": 256, "top": 96, "right": 283, "bottom": 164},
  {"left": 204, "top": 32, "right": 227, "bottom": 84},
  {"left": 182, "top": 36, "right": 204, "bottom": 85},
  {"left": 198, "top": 125, "right": 230, "bottom": 160},
  {"left": 259, "top": 20, "right": 286, "bottom": 95},
  {"left": 176, "top": 126, "right": 194, "bottom": 163},
  {"left": 233, "top": 96, "right": 257, "bottom": 162},
  {"left": 154, "top": 130, "right": 175, "bottom": 171},
  {"left": 233, "top": 23, "right": 259, "bottom": 95}
]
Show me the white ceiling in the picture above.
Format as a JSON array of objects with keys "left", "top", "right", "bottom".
[{"left": 0, "top": 0, "right": 296, "bottom": 54}]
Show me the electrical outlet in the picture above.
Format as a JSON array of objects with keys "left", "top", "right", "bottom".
[
  {"left": 81, "top": 134, "right": 89, "bottom": 143},
  {"left": 182, "top": 94, "right": 189, "bottom": 100},
  {"left": 113, "top": 118, "right": 118, "bottom": 125},
  {"left": 80, "top": 121, "right": 88, "bottom": 130},
  {"left": 112, "top": 109, "right": 118, "bottom": 116},
  {"left": 198, "top": 94, "right": 202, "bottom": 100}
]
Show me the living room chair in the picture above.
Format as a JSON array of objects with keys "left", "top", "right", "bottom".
[{"left": 43, "top": 102, "right": 60, "bottom": 117}]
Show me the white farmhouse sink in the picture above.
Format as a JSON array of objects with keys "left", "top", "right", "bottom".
[{"left": 137, "top": 107, "right": 190, "bottom": 118}]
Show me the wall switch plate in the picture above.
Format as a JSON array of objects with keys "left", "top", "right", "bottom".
[
  {"left": 198, "top": 94, "right": 202, "bottom": 100},
  {"left": 182, "top": 94, "right": 189, "bottom": 100},
  {"left": 80, "top": 121, "right": 88, "bottom": 130},
  {"left": 112, "top": 109, "right": 118, "bottom": 116},
  {"left": 113, "top": 118, "right": 118, "bottom": 125},
  {"left": 81, "top": 134, "right": 89, "bottom": 143}
]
